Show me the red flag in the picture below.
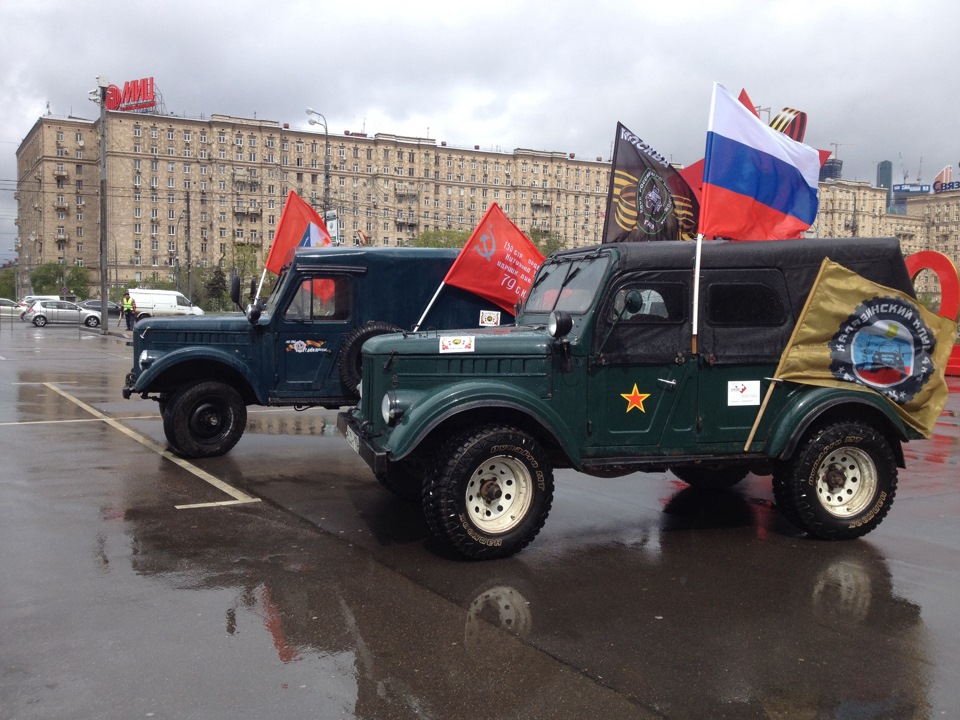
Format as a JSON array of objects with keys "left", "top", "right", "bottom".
[
  {"left": 265, "top": 191, "right": 332, "bottom": 274},
  {"left": 443, "top": 204, "right": 545, "bottom": 312}
]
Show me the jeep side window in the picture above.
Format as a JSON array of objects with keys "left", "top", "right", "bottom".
[
  {"left": 608, "top": 284, "right": 684, "bottom": 324},
  {"left": 608, "top": 287, "right": 683, "bottom": 322},
  {"left": 599, "top": 280, "right": 689, "bottom": 363},
  {"left": 698, "top": 273, "right": 791, "bottom": 364},
  {"left": 284, "top": 277, "right": 349, "bottom": 322},
  {"left": 707, "top": 283, "right": 786, "bottom": 326}
]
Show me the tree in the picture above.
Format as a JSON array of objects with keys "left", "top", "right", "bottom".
[
  {"left": 206, "top": 264, "right": 229, "bottom": 311},
  {"left": 528, "top": 228, "right": 565, "bottom": 258},
  {"left": 412, "top": 230, "right": 471, "bottom": 249},
  {"left": 29, "top": 262, "right": 67, "bottom": 295},
  {"left": 65, "top": 265, "right": 91, "bottom": 298},
  {"left": 0, "top": 268, "right": 15, "bottom": 299}
]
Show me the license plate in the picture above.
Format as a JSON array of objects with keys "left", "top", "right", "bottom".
[{"left": 345, "top": 426, "right": 360, "bottom": 454}]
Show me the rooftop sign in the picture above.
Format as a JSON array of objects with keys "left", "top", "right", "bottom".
[{"left": 105, "top": 77, "right": 156, "bottom": 112}]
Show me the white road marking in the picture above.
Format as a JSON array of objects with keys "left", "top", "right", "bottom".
[{"left": 42, "top": 382, "right": 261, "bottom": 509}]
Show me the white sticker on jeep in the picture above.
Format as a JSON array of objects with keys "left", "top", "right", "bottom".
[
  {"left": 727, "top": 380, "right": 760, "bottom": 406},
  {"left": 479, "top": 311, "right": 501, "bottom": 327},
  {"left": 440, "top": 336, "right": 475, "bottom": 353}
]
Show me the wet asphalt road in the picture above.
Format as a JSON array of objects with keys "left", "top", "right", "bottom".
[{"left": 1, "top": 318, "right": 958, "bottom": 720}]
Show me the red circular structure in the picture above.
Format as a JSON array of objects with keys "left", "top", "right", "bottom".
[{"left": 905, "top": 250, "right": 960, "bottom": 321}]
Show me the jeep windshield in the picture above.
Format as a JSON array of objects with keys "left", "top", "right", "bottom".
[{"left": 522, "top": 250, "right": 612, "bottom": 317}]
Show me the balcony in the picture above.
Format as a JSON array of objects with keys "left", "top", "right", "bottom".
[{"left": 53, "top": 168, "right": 68, "bottom": 179}]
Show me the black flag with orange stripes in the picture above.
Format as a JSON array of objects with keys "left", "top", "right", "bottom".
[{"left": 602, "top": 123, "right": 699, "bottom": 243}]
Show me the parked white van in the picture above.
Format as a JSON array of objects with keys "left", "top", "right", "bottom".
[{"left": 128, "top": 289, "right": 204, "bottom": 319}]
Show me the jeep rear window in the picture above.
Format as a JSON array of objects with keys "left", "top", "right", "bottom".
[{"left": 525, "top": 254, "right": 612, "bottom": 315}]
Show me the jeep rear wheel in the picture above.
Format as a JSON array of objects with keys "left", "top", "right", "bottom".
[
  {"left": 773, "top": 420, "right": 897, "bottom": 539},
  {"left": 670, "top": 466, "right": 748, "bottom": 490},
  {"left": 424, "top": 425, "right": 554, "bottom": 560},
  {"left": 163, "top": 380, "right": 247, "bottom": 459}
]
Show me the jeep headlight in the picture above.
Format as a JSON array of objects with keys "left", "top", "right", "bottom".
[
  {"left": 138, "top": 349, "right": 154, "bottom": 370},
  {"left": 381, "top": 390, "right": 405, "bottom": 425}
]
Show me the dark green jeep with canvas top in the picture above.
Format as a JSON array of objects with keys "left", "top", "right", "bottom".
[{"left": 338, "top": 237, "right": 943, "bottom": 559}]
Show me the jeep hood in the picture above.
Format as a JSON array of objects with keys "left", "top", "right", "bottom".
[{"left": 362, "top": 324, "right": 555, "bottom": 356}]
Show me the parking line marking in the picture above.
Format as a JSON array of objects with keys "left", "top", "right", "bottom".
[{"left": 42, "top": 382, "right": 261, "bottom": 508}]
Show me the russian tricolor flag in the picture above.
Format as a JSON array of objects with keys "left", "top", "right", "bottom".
[{"left": 700, "top": 83, "right": 820, "bottom": 240}]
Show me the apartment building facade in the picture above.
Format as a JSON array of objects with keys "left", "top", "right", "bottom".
[
  {"left": 15, "top": 110, "right": 610, "bottom": 297},
  {"left": 15, "top": 109, "right": 960, "bottom": 301}
]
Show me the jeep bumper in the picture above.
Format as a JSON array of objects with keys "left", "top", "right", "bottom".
[{"left": 337, "top": 411, "right": 388, "bottom": 476}]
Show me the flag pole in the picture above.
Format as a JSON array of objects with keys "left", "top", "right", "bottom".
[
  {"left": 254, "top": 267, "right": 268, "bottom": 302},
  {"left": 413, "top": 282, "right": 445, "bottom": 332},
  {"left": 691, "top": 233, "right": 704, "bottom": 355}
]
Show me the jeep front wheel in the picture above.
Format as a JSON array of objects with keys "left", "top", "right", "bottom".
[
  {"left": 773, "top": 420, "right": 897, "bottom": 539},
  {"left": 162, "top": 380, "right": 247, "bottom": 459},
  {"left": 424, "top": 425, "right": 554, "bottom": 560}
]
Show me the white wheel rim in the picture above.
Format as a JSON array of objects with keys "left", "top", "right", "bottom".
[
  {"left": 465, "top": 455, "right": 533, "bottom": 534},
  {"left": 815, "top": 446, "right": 878, "bottom": 517}
]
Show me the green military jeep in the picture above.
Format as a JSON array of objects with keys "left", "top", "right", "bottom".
[{"left": 338, "top": 237, "right": 927, "bottom": 559}]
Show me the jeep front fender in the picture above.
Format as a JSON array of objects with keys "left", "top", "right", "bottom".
[
  {"left": 383, "top": 380, "right": 581, "bottom": 467},
  {"left": 761, "top": 384, "right": 915, "bottom": 464},
  {"left": 132, "top": 346, "right": 264, "bottom": 403}
]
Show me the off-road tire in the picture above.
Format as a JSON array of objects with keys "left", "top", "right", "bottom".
[
  {"left": 338, "top": 321, "right": 401, "bottom": 396},
  {"left": 773, "top": 420, "right": 897, "bottom": 539},
  {"left": 423, "top": 424, "right": 554, "bottom": 560},
  {"left": 162, "top": 380, "right": 247, "bottom": 459}
]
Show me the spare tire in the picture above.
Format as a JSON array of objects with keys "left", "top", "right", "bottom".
[{"left": 338, "top": 321, "right": 402, "bottom": 395}]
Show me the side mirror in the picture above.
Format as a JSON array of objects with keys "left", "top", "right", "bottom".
[
  {"left": 229, "top": 274, "right": 241, "bottom": 308},
  {"left": 623, "top": 289, "right": 643, "bottom": 315}
]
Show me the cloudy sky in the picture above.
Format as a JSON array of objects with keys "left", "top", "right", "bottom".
[{"left": 1, "top": 0, "right": 958, "bottom": 264}]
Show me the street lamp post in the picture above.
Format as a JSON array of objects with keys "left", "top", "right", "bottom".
[
  {"left": 89, "top": 75, "right": 110, "bottom": 335},
  {"left": 305, "top": 108, "right": 330, "bottom": 221}
]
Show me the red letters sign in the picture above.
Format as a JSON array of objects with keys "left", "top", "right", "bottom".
[{"left": 105, "top": 77, "right": 156, "bottom": 112}]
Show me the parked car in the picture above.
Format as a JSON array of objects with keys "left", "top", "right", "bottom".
[
  {"left": 21, "top": 299, "right": 101, "bottom": 327},
  {"left": 78, "top": 299, "right": 122, "bottom": 320},
  {"left": 17, "top": 295, "right": 61, "bottom": 311},
  {"left": 0, "top": 298, "right": 20, "bottom": 317}
]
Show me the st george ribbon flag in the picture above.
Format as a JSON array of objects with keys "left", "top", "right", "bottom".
[
  {"left": 700, "top": 82, "right": 821, "bottom": 240},
  {"left": 443, "top": 203, "right": 545, "bottom": 312},
  {"left": 265, "top": 190, "right": 332, "bottom": 274},
  {"left": 602, "top": 122, "right": 699, "bottom": 242},
  {"left": 774, "top": 259, "right": 956, "bottom": 437}
]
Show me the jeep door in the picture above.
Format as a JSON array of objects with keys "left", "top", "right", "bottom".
[
  {"left": 274, "top": 275, "right": 351, "bottom": 400},
  {"left": 693, "top": 269, "right": 792, "bottom": 447},
  {"left": 586, "top": 273, "right": 698, "bottom": 452}
]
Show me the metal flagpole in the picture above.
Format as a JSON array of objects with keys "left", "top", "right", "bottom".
[
  {"left": 691, "top": 233, "right": 704, "bottom": 355},
  {"left": 413, "top": 282, "right": 446, "bottom": 332}
]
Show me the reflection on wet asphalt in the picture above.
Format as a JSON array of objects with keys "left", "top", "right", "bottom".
[{"left": 1, "top": 324, "right": 958, "bottom": 718}]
